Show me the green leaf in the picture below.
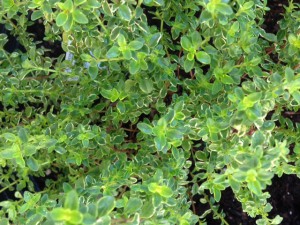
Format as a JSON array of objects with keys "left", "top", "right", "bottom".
[
  {"left": 251, "top": 131, "right": 265, "bottom": 148},
  {"left": 240, "top": 92, "right": 262, "bottom": 109},
  {"left": 80, "top": 53, "right": 94, "bottom": 61},
  {"left": 122, "top": 49, "right": 132, "bottom": 60},
  {"left": 243, "top": 1, "right": 254, "bottom": 9},
  {"left": 166, "top": 129, "right": 183, "bottom": 140},
  {"left": 220, "top": 75, "right": 235, "bottom": 84},
  {"left": 212, "top": 80, "right": 223, "bottom": 94},
  {"left": 16, "top": 156, "right": 26, "bottom": 168},
  {"left": 165, "top": 109, "right": 175, "bottom": 123},
  {"left": 191, "top": 31, "right": 202, "bottom": 47},
  {"left": 51, "top": 208, "right": 83, "bottom": 224},
  {"left": 2, "top": 133, "right": 17, "bottom": 142},
  {"left": 102, "top": 0, "right": 113, "bottom": 16},
  {"left": 106, "top": 46, "right": 120, "bottom": 58},
  {"left": 149, "top": 33, "right": 162, "bottom": 47},
  {"left": 137, "top": 123, "right": 153, "bottom": 135},
  {"left": 246, "top": 107, "right": 261, "bottom": 121},
  {"left": 216, "top": 3, "right": 233, "bottom": 15},
  {"left": 157, "top": 117, "right": 167, "bottom": 128},
  {"left": 174, "top": 101, "right": 184, "bottom": 112},
  {"left": 100, "top": 89, "right": 116, "bottom": 102},
  {"left": 261, "top": 32, "right": 277, "bottom": 42},
  {"left": 228, "top": 176, "right": 240, "bottom": 192},
  {"left": 271, "top": 215, "right": 283, "bottom": 225},
  {"left": 26, "top": 215, "right": 43, "bottom": 225},
  {"left": 63, "top": 183, "right": 73, "bottom": 193},
  {"left": 148, "top": 183, "right": 173, "bottom": 198},
  {"left": 228, "top": 21, "right": 239, "bottom": 36},
  {"left": 183, "top": 59, "right": 194, "bottom": 72},
  {"left": 200, "top": 10, "right": 213, "bottom": 23},
  {"left": 22, "top": 59, "right": 34, "bottom": 69},
  {"left": 124, "top": 198, "right": 143, "bottom": 214},
  {"left": 128, "top": 40, "right": 143, "bottom": 50},
  {"left": 27, "top": 157, "right": 39, "bottom": 171},
  {"left": 0, "top": 219, "right": 9, "bottom": 225},
  {"left": 31, "top": 10, "right": 44, "bottom": 21},
  {"left": 100, "top": 89, "right": 119, "bottom": 102},
  {"left": 18, "top": 128, "right": 28, "bottom": 143},
  {"left": 110, "top": 88, "right": 120, "bottom": 102},
  {"left": 261, "top": 121, "right": 275, "bottom": 131},
  {"left": 129, "top": 60, "right": 140, "bottom": 74},
  {"left": 212, "top": 187, "right": 221, "bottom": 202},
  {"left": 24, "top": 144, "right": 37, "bottom": 156},
  {"left": 63, "top": 15, "right": 73, "bottom": 31},
  {"left": 74, "top": 0, "right": 86, "bottom": 6},
  {"left": 87, "top": 0, "right": 101, "bottom": 8},
  {"left": 181, "top": 36, "right": 192, "bottom": 51},
  {"left": 140, "top": 201, "right": 155, "bottom": 218},
  {"left": 285, "top": 67, "right": 294, "bottom": 83},
  {"left": 88, "top": 66, "right": 98, "bottom": 80},
  {"left": 195, "top": 51, "right": 211, "bottom": 64},
  {"left": 138, "top": 78, "right": 153, "bottom": 93},
  {"left": 182, "top": 139, "right": 191, "bottom": 151},
  {"left": 154, "top": 135, "right": 167, "bottom": 151},
  {"left": 72, "top": 10, "right": 88, "bottom": 24},
  {"left": 63, "top": 0, "right": 74, "bottom": 10},
  {"left": 0, "top": 144, "right": 21, "bottom": 162},
  {"left": 3, "top": 0, "right": 14, "bottom": 9},
  {"left": 117, "top": 101, "right": 126, "bottom": 114},
  {"left": 98, "top": 196, "right": 115, "bottom": 217},
  {"left": 96, "top": 215, "right": 111, "bottom": 225},
  {"left": 247, "top": 180, "right": 262, "bottom": 196},
  {"left": 117, "top": 34, "right": 127, "bottom": 47},
  {"left": 292, "top": 91, "right": 300, "bottom": 104},
  {"left": 118, "top": 5, "right": 132, "bottom": 21},
  {"left": 64, "top": 190, "right": 79, "bottom": 210},
  {"left": 110, "top": 27, "right": 120, "bottom": 41},
  {"left": 187, "top": 52, "right": 194, "bottom": 61}
]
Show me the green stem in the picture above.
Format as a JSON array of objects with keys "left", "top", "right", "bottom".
[
  {"left": 204, "top": 194, "right": 230, "bottom": 225},
  {"left": 0, "top": 179, "right": 19, "bottom": 194},
  {"left": 93, "top": 12, "right": 108, "bottom": 33},
  {"left": 2, "top": 50, "right": 14, "bottom": 67},
  {"left": 3, "top": 88, "right": 50, "bottom": 95},
  {"left": 200, "top": 37, "right": 211, "bottom": 49},
  {"left": 27, "top": 67, "right": 75, "bottom": 77},
  {"left": 137, "top": 0, "right": 143, "bottom": 7},
  {"left": 96, "top": 57, "right": 125, "bottom": 63},
  {"left": 160, "top": 16, "right": 164, "bottom": 33},
  {"left": 32, "top": 67, "right": 70, "bottom": 75},
  {"left": 1, "top": 14, "right": 18, "bottom": 29}
]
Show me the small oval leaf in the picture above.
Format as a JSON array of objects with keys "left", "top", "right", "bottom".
[
  {"left": 72, "top": 10, "right": 88, "bottom": 24},
  {"left": 56, "top": 12, "right": 68, "bottom": 27},
  {"left": 98, "top": 196, "right": 115, "bottom": 217},
  {"left": 195, "top": 51, "right": 211, "bottom": 64}
]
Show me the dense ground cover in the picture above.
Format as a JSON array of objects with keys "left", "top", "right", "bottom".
[{"left": 0, "top": 0, "right": 300, "bottom": 224}]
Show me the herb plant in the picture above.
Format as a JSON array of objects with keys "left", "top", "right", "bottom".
[{"left": 0, "top": 0, "right": 300, "bottom": 224}]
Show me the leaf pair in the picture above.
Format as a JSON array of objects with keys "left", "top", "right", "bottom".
[
  {"left": 180, "top": 31, "right": 211, "bottom": 72},
  {"left": 106, "top": 34, "right": 144, "bottom": 61},
  {"left": 56, "top": 0, "right": 88, "bottom": 31}
]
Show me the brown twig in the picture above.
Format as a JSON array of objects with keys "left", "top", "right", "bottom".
[
  {"left": 265, "top": 44, "right": 275, "bottom": 55},
  {"left": 293, "top": 63, "right": 300, "bottom": 71},
  {"left": 284, "top": 111, "right": 300, "bottom": 115},
  {"left": 177, "top": 49, "right": 183, "bottom": 79},
  {"left": 190, "top": 70, "right": 195, "bottom": 79},
  {"left": 122, "top": 127, "right": 138, "bottom": 132}
]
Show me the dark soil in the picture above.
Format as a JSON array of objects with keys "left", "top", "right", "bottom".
[
  {"left": 218, "top": 175, "right": 300, "bottom": 225},
  {"left": 261, "top": 0, "right": 289, "bottom": 34}
]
